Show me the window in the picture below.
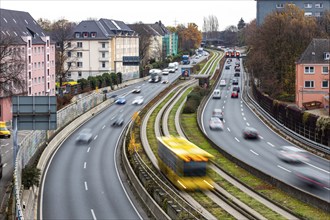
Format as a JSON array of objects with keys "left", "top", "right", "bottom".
[
  {"left": 322, "top": 80, "right": 329, "bottom": 88},
  {"left": 315, "top": 3, "right": 323, "bottom": 8},
  {"left": 304, "top": 81, "right": 314, "bottom": 88},
  {"left": 77, "top": 42, "right": 83, "bottom": 48},
  {"left": 68, "top": 51, "right": 71, "bottom": 57},
  {"left": 102, "top": 62, "right": 106, "bottom": 68},
  {"left": 304, "top": 66, "right": 314, "bottom": 74},
  {"left": 29, "top": 72, "right": 31, "bottom": 79},
  {"left": 78, "top": 71, "right": 82, "bottom": 77},
  {"left": 102, "top": 42, "right": 106, "bottom": 48},
  {"left": 67, "top": 42, "right": 71, "bottom": 48},
  {"left": 91, "top": 32, "right": 96, "bottom": 38},
  {"left": 77, "top": 62, "right": 83, "bottom": 67},
  {"left": 304, "top": 12, "right": 313, "bottom": 17},
  {"left": 315, "top": 12, "right": 322, "bottom": 17},
  {"left": 83, "top": 32, "right": 88, "bottom": 38},
  {"left": 304, "top": 3, "right": 312, "bottom": 8},
  {"left": 67, "top": 73, "right": 71, "bottom": 78},
  {"left": 67, "top": 62, "right": 72, "bottom": 67},
  {"left": 102, "top": 52, "right": 105, "bottom": 58},
  {"left": 75, "top": 32, "right": 81, "bottom": 38},
  {"left": 322, "top": 66, "right": 329, "bottom": 74},
  {"left": 77, "top": 52, "right": 83, "bottom": 58}
]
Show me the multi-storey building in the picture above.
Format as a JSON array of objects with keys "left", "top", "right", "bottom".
[
  {"left": 256, "top": 0, "right": 330, "bottom": 25},
  {"left": 66, "top": 19, "right": 139, "bottom": 82},
  {"left": 295, "top": 38, "right": 330, "bottom": 109},
  {"left": 0, "top": 8, "right": 56, "bottom": 123}
]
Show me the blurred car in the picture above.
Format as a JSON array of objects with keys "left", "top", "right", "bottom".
[
  {"left": 132, "top": 96, "right": 144, "bottom": 105},
  {"left": 132, "top": 87, "right": 141, "bottom": 93},
  {"left": 162, "top": 68, "right": 170, "bottom": 75},
  {"left": 76, "top": 128, "right": 93, "bottom": 144},
  {"left": 233, "top": 86, "right": 240, "bottom": 93},
  {"left": 212, "top": 108, "right": 224, "bottom": 121},
  {"left": 115, "top": 97, "right": 126, "bottom": 104},
  {"left": 231, "top": 90, "right": 239, "bottom": 98},
  {"left": 112, "top": 114, "right": 124, "bottom": 127},
  {"left": 293, "top": 166, "right": 330, "bottom": 188},
  {"left": 212, "top": 89, "right": 221, "bottom": 99},
  {"left": 209, "top": 117, "right": 224, "bottom": 130},
  {"left": 192, "top": 60, "right": 197, "bottom": 64},
  {"left": 242, "top": 127, "right": 259, "bottom": 139},
  {"left": 0, "top": 121, "right": 11, "bottom": 138},
  {"left": 232, "top": 78, "right": 239, "bottom": 85},
  {"left": 277, "top": 146, "right": 309, "bottom": 163},
  {"left": 225, "top": 65, "right": 230, "bottom": 70},
  {"left": 219, "top": 79, "right": 226, "bottom": 87},
  {"left": 234, "top": 72, "right": 240, "bottom": 77},
  {"left": 161, "top": 80, "right": 169, "bottom": 84}
]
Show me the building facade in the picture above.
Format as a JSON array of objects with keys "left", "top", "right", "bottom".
[
  {"left": 295, "top": 38, "right": 330, "bottom": 109},
  {"left": 256, "top": 0, "right": 330, "bottom": 25},
  {"left": 0, "top": 8, "right": 56, "bottom": 123},
  {"left": 66, "top": 19, "right": 139, "bottom": 82}
]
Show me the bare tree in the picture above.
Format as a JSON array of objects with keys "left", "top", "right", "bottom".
[
  {"left": 202, "top": 15, "right": 219, "bottom": 39},
  {"left": 0, "top": 35, "right": 26, "bottom": 96}
]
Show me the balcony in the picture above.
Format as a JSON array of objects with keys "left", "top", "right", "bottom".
[
  {"left": 99, "top": 57, "right": 109, "bottom": 62},
  {"left": 98, "top": 47, "right": 109, "bottom": 51}
]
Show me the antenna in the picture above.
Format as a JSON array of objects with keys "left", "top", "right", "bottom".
[{"left": 173, "top": 18, "right": 178, "bottom": 26}]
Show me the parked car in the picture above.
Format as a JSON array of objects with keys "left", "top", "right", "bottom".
[
  {"left": 112, "top": 114, "right": 124, "bottom": 127},
  {"left": 0, "top": 121, "right": 11, "bottom": 138},
  {"left": 209, "top": 117, "right": 224, "bottom": 130},
  {"left": 242, "top": 127, "right": 259, "bottom": 139},
  {"left": 132, "top": 96, "right": 144, "bottom": 105},
  {"left": 277, "top": 146, "right": 309, "bottom": 163},
  {"left": 76, "top": 128, "right": 93, "bottom": 144},
  {"left": 231, "top": 90, "right": 238, "bottom": 98},
  {"left": 212, "top": 108, "right": 224, "bottom": 121},
  {"left": 115, "top": 97, "right": 126, "bottom": 104}
]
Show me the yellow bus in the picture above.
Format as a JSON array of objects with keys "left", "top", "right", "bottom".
[{"left": 157, "top": 136, "right": 214, "bottom": 191}]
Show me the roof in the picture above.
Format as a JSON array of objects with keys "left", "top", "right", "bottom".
[
  {"left": 0, "top": 8, "right": 48, "bottom": 44},
  {"left": 297, "top": 38, "right": 330, "bottom": 64},
  {"left": 72, "top": 18, "right": 135, "bottom": 40},
  {"left": 128, "top": 21, "right": 170, "bottom": 37},
  {"left": 158, "top": 136, "right": 213, "bottom": 162}
]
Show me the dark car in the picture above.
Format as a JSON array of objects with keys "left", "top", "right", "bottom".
[
  {"left": 76, "top": 128, "right": 93, "bottom": 144},
  {"left": 115, "top": 97, "right": 126, "bottom": 104},
  {"left": 242, "top": 127, "right": 259, "bottom": 139},
  {"left": 232, "top": 78, "right": 239, "bottom": 85},
  {"left": 231, "top": 90, "right": 238, "bottom": 98},
  {"left": 234, "top": 72, "right": 240, "bottom": 77},
  {"left": 233, "top": 86, "right": 240, "bottom": 93},
  {"left": 225, "top": 65, "right": 230, "bottom": 70},
  {"left": 112, "top": 114, "right": 124, "bottom": 127}
]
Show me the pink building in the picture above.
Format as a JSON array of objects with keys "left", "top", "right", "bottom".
[
  {"left": 295, "top": 38, "right": 330, "bottom": 109},
  {"left": 0, "top": 8, "right": 56, "bottom": 123}
]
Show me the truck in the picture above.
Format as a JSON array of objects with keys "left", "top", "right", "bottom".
[
  {"left": 181, "top": 55, "right": 190, "bottom": 65},
  {"left": 149, "top": 69, "right": 162, "bottom": 83}
]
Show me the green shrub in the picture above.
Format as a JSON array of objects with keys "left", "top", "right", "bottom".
[{"left": 22, "top": 166, "right": 41, "bottom": 189}]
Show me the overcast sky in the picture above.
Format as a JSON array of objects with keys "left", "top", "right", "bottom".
[{"left": 1, "top": 0, "right": 256, "bottom": 31}]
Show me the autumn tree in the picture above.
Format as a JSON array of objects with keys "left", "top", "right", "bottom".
[
  {"left": 245, "top": 4, "right": 320, "bottom": 99},
  {"left": 179, "top": 23, "right": 202, "bottom": 52},
  {"left": 0, "top": 35, "right": 26, "bottom": 96}
]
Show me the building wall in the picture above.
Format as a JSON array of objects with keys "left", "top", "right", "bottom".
[
  {"left": 0, "top": 97, "right": 12, "bottom": 122},
  {"left": 295, "top": 63, "right": 329, "bottom": 108},
  {"left": 257, "top": 0, "right": 330, "bottom": 26}
]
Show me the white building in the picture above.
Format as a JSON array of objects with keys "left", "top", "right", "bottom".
[{"left": 66, "top": 19, "right": 139, "bottom": 82}]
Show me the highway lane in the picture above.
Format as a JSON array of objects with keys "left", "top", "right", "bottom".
[
  {"left": 41, "top": 71, "right": 182, "bottom": 219},
  {"left": 202, "top": 58, "right": 330, "bottom": 201}
]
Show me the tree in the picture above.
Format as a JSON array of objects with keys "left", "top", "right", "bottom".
[
  {"left": 202, "top": 15, "right": 219, "bottom": 40},
  {"left": 0, "top": 35, "right": 26, "bottom": 96},
  {"left": 22, "top": 166, "right": 41, "bottom": 188},
  {"left": 222, "top": 25, "right": 238, "bottom": 46},
  {"left": 237, "top": 18, "right": 246, "bottom": 30},
  {"left": 180, "top": 23, "right": 202, "bottom": 51}
]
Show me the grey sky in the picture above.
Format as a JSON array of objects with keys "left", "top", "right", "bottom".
[{"left": 1, "top": 0, "right": 256, "bottom": 30}]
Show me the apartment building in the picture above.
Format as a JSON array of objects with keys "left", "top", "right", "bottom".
[
  {"left": 0, "top": 8, "right": 56, "bottom": 123},
  {"left": 295, "top": 38, "right": 330, "bottom": 109},
  {"left": 66, "top": 19, "right": 139, "bottom": 82},
  {"left": 256, "top": 0, "right": 330, "bottom": 25},
  {"left": 128, "top": 21, "right": 178, "bottom": 63}
]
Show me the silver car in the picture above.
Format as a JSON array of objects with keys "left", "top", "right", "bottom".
[
  {"left": 76, "top": 128, "right": 93, "bottom": 144},
  {"left": 132, "top": 96, "right": 144, "bottom": 105},
  {"left": 209, "top": 116, "right": 224, "bottom": 130},
  {"left": 277, "top": 146, "right": 309, "bottom": 163}
]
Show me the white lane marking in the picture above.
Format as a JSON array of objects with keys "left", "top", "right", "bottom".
[
  {"left": 267, "top": 142, "right": 275, "bottom": 147},
  {"left": 102, "top": 125, "right": 106, "bottom": 129},
  {"left": 277, "top": 165, "right": 291, "bottom": 173},
  {"left": 304, "top": 162, "right": 330, "bottom": 174},
  {"left": 222, "top": 106, "right": 225, "bottom": 109},
  {"left": 246, "top": 122, "right": 250, "bottom": 126},
  {"left": 235, "top": 137, "right": 240, "bottom": 142},
  {"left": 225, "top": 96, "right": 227, "bottom": 99},
  {"left": 110, "top": 115, "right": 116, "bottom": 120},
  {"left": 3, "top": 163, "right": 7, "bottom": 168},
  {"left": 5, "top": 150, "right": 9, "bottom": 154},
  {"left": 241, "top": 108, "right": 243, "bottom": 111},
  {"left": 250, "top": 150, "right": 259, "bottom": 156},
  {"left": 84, "top": 162, "right": 87, "bottom": 169},
  {"left": 84, "top": 181, "right": 88, "bottom": 191},
  {"left": 243, "top": 117, "right": 246, "bottom": 121},
  {"left": 224, "top": 100, "right": 226, "bottom": 104},
  {"left": 240, "top": 104, "right": 243, "bottom": 107},
  {"left": 227, "top": 127, "right": 231, "bottom": 132},
  {"left": 259, "top": 136, "right": 264, "bottom": 139},
  {"left": 241, "top": 113, "right": 244, "bottom": 116},
  {"left": 87, "top": 147, "right": 91, "bottom": 153},
  {"left": 324, "top": 187, "right": 330, "bottom": 191},
  {"left": 91, "top": 209, "right": 97, "bottom": 220},
  {"left": 120, "top": 109, "right": 124, "bottom": 112},
  {"left": 94, "top": 135, "right": 98, "bottom": 140}
]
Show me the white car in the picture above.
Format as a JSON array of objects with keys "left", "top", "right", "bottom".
[
  {"left": 219, "top": 79, "right": 226, "bottom": 87},
  {"left": 162, "top": 68, "right": 170, "bottom": 75},
  {"left": 132, "top": 96, "right": 144, "bottom": 105},
  {"left": 277, "top": 146, "right": 309, "bottom": 163},
  {"left": 209, "top": 117, "right": 224, "bottom": 130},
  {"left": 76, "top": 128, "right": 93, "bottom": 144}
]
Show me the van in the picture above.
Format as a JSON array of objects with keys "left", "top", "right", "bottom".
[
  {"left": 212, "top": 89, "right": 221, "bottom": 99},
  {"left": 0, "top": 121, "right": 11, "bottom": 138}
]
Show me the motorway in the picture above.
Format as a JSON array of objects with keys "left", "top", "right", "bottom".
[
  {"left": 202, "top": 57, "right": 330, "bottom": 201},
  {"left": 40, "top": 71, "right": 182, "bottom": 219}
]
